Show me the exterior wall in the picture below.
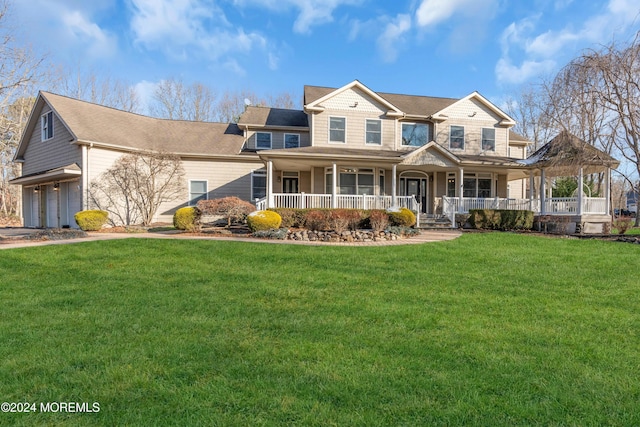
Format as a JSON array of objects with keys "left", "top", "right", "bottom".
[
  {"left": 497, "top": 175, "right": 508, "bottom": 197},
  {"left": 311, "top": 88, "right": 396, "bottom": 150},
  {"left": 434, "top": 98, "right": 509, "bottom": 156},
  {"left": 508, "top": 178, "right": 526, "bottom": 199},
  {"left": 22, "top": 106, "right": 82, "bottom": 175},
  {"left": 246, "top": 129, "right": 310, "bottom": 150},
  {"left": 154, "top": 157, "right": 263, "bottom": 223},
  {"left": 509, "top": 145, "right": 526, "bottom": 159}
]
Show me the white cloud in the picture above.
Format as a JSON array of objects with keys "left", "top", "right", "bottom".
[
  {"left": 495, "top": 57, "right": 556, "bottom": 85},
  {"left": 495, "top": 0, "right": 640, "bottom": 86},
  {"left": 129, "top": 0, "right": 273, "bottom": 67},
  {"left": 133, "top": 79, "right": 159, "bottom": 114},
  {"left": 377, "top": 14, "right": 412, "bottom": 63},
  {"left": 233, "top": 0, "right": 363, "bottom": 34},
  {"left": 62, "top": 10, "right": 118, "bottom": 59},
  {"left": 415, "top": 0, "right": 495, "bottom": 28}
]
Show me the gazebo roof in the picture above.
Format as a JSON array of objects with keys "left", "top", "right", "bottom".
[{"left": 520, "top": 131, "right": 619, "bottom": 176}]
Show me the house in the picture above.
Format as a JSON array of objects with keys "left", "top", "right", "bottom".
[{"left": 11, "top": 80, "right": 618, "bottom": 233}]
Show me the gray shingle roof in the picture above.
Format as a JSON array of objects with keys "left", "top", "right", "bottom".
[
  {"left": 237, "top": 106, "right": 308, "bottom": 127},
  {"left": 41, "top": 92, "right": 246, "bottom": 156}
]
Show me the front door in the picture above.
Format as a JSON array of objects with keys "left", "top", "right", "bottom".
[
  {"left": 283, "top": 177, "right": 299, "bottom": 193},
  {"left": 406, "top": 178, "right": 428, "bottom": 213}
]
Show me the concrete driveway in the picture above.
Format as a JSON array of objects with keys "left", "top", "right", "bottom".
[{"left": 0, "top": 227, "right": 42, "bottom": 238}]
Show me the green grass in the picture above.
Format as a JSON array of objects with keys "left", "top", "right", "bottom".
[{"left": 1, "top": 234, "right": 639, "bottom": 426}]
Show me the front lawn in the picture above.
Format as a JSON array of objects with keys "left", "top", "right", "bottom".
[{"left": 1, "top": 234, "right": 639, "bottom": 425}]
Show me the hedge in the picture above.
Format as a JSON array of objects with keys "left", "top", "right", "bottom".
[
  {"left": 468, "top": 209, "right": 534, "bottom": 230},
  {"left": 387, "top": 207, "right": 416, "bottom": 227},
  {"left": 74, "top": 210, "right": 108, "bottom": 231},
  {"left": 173, "top": 206, "right": 202, "bottom": 231}
]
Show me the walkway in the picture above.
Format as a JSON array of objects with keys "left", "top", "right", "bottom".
[{"left": 0, "top": 229, "right": 462, "bottom": 250}]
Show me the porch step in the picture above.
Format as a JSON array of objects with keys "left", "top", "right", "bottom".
[{"left": 417, "top": 214, "right": 453, "bottom": 229}]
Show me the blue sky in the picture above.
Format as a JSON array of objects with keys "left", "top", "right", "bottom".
[{"left": 12, "top": 0, "right": 640, "bottom": 112}]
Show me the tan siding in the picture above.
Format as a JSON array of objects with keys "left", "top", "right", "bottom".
[
  {"left": 154, "top": 158, "right": 262, "bottom": 223},
  {"left": 22, "top": 106, "right": 82, "bottom": 175},
  {"left": 434, "top": 99, "right": 509, "bottom": 156},
  {"left": 312, "top": 167, "right": 324, "bottom": 193},
  {"left": 497, "top": 175, "right": 508, "bottom": 197},
  {"left": 509, "top": 178, "right": 526, "bottom": 198},
  {"left": 311, "top": 88, "right": 396, "bottom": 150},
  {"left": 87, "top": 147, "right": 127, "bottom": 182}
]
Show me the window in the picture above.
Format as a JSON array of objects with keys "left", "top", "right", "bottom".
[
  {"left": 252, "top": 170, "right": 267, "bottom": 200},
  {"left": 284, "top": 133, "right": 300, "bottom": 148},
  {"left": 329, "top": 117, "right": 346, "bottom": 143},
  {"left": 41, "top": 111, "right": 54, "bottom": 141},
  {"left": 365, "top": 119, "right": 381, "bottom": 145},
  {"left": 325, "top": 167, "right": 375, "bottom": 195},
  {"left": 401, "top": 123, "right": 428, "bottom": 146},
  {"left": 256, "top": 132, "right": 271, "bottom": 149},
  {"left": 447, "top": 175, "right": 456, "bottom": 197},
  {"left": 189, "top": 180, "right": 207, "bottom": 205},
  {"left": 482, "top": 128, "right": 495, "bottom": 151},
  {"left": 450, "top": 125, "right": 464, "bottom": 150},
  {"left": 463, "top": 173, "right": 492, "bottom": 198}
]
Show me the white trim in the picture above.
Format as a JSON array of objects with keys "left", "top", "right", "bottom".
[
  {"left": 328, "top": 116, "right": 346, "bottom": 144},
  {"left": 305, "top": 80, "right": 404, "bottom": 116},
  {"left": 255, "top": 131, "right": 272, "bottom": 149},
  {"left": 432, "top": 91, "right": 516, "bottom": 126},
  {"left": 365, "top": 118, "right": 382, "bottom": 146},
  {"left": 251, "top": 168, "right": 267, "bottom": 201},
  {"left": 283, "top": 133, "right": 300, "bottom": 149},
  {"left": 188, "top": 179, "right": 208, "bottom": 206},
  {"left": 41, "top": 111, "right": 54, "bottom": 141},
  {"left": 449, "top": 125, "right": 465, "bottom": 151}
]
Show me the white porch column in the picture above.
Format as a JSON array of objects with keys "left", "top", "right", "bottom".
[
  {"left": 529, "top": 170, "right": 535, "bottom": 211},
  {"left": 458, "top": 167, "right": 464, "bottom": 213},
  {"left": 540, "top": 168, "right": 546, "bottom": 215},
  {"left": 331, "top": 162, "right": 337, "bottom": 209},
  {"left": 391, "top": 164, "right": 397, "bottom": 207},
  {"left": 605, "top": 167, "right": 611, "bottom": 214},
  {"left": 577, "top": 166, "right": 584, "bottom": 215},
  {"left": 81, "top": 144, "right": 89, "bottom": 210},
  {"left": 266, "top": 160, "right": 274, "bottom": 209}
]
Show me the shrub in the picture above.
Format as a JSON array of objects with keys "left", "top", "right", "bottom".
[
  {"left": 269, "top": 208, "right": 297, "bottom": 228},
  {"left": 388, "top": 207, "right": 416, "bottom": 227},
  {"left": 197, "top": 197, "right": 254, "bottom": 227},
  {"left": 74, "top": 210, "right": 108, "bottom": 231},
  {"left": 368, "top": 209, "right": 389, "bottom": 232},
  {"left": 304, "top": 209, "right": 330, "bottom": 231},
  {"left": 328, "top": 209, "right": 353, "bottom": 233},
  {"left": 387, "top": 226, "right": 421, "bottom": 237},
  {"left": 247, "top": 210, "right": 282, "bottom": 232},
  {"left": 468, "top": 209, "right": 533, "bottom": 231},
  {"left": 613, "top": 217, "right": 633, "bottom": 234},
  {"left": 173, "top": 207, "right": 202, "bottom": 231}
]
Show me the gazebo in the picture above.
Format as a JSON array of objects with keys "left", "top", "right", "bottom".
[{"left": 522, "top": 131, "right": 620, "bottom": 234}]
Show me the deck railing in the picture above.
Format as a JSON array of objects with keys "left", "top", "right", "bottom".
[
  {"left": 442, "top": 196, "right": 609, "bottom": 226},
  {"left": 256, "top": 193, "right": 419, "bottom": 212}
]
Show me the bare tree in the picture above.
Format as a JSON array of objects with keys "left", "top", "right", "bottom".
[
  {"left": 48, "top": 65, "right": 141, "bottom": 113},
  {"left": 148, "top": 78, "right": 217, "bottom": 121},
  {"left": 0, "top": 0, "right": 44, "bottom": 219},
  {"left": 505, "top": 83, "right": 554, "bottom": 152},
  {"left": 214, "top": 89, "right": 300, "bottom": 123},
  {"left": 90, "top": 151, "right": 186, "bottom": 226}
]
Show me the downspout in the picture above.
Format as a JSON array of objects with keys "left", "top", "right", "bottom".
[{"left": 81, "top": 144, "right": 89, "bottom": 210}]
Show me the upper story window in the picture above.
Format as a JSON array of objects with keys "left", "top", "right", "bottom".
[
  {"left": 329, "top": 117, "right": 346, "bottom": 143},
  {"left": 482, "top": 128, "right": 495, "bottom": 151},
  {"left": 284, "top": 133, "right": 300, "bottom": 149},
  {"left": 450, "top": 125, "right": 464, "bottom": 150},
  {"left": 41, "top": 111, "right": 54, "bottom": 141},
  {"left": 256, "top": 132, "right": 272, "bottom": 149},
  {"left": 365, "top": 119, "right": 381, "bottom": 145},
  {"left": 401, "top": 123, "right": 428, "bottom": 147}
]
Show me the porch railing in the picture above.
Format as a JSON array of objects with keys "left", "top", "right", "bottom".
[
  {"left": 442, "top": 196, "right": 609, "bottom": 227},
  {"left": 256, "top": 193, "right": 419, "bottom": 212}
]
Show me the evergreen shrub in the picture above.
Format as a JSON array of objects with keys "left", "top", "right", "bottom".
[
  {"left": 74, "top": 210, "right": 109, "bottom": 231},
  {"left": 247, "top": 210, "right": 282, "bottom": 232}
]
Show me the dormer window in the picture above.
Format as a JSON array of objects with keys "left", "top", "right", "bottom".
[
  {"left": 256, "top": 132, "right": 272, "bottom": 149},
  {"left": 450, "top": 125, "right": 464, "bottom": 150},
  {"left": 482, "top": 128, "right": 495, "bottom": 151},
  {"left": 41, "top": 111, "right": 54, "bottom": 141}
]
